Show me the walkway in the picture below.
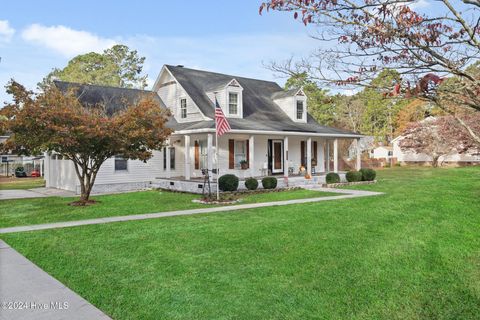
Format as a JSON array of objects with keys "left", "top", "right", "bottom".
[
  {"left": 0, "top": 188, "right": 75, "bottom": 200},
  {"left": 0, "top": 187, "right": 383, "bottom": 234},
  {"left": 0, "top": 240, "right": 111, "bottom": 320}
]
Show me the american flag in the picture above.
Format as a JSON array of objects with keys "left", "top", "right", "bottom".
[{"left": 215, "top": 98, "right": 231, "bottom": 136}]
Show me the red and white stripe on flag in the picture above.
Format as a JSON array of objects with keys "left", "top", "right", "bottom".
[{"left": 215, "top": 102, "right": 231, "bottom": 136}]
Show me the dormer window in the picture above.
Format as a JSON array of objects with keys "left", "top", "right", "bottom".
[
  {"left": 296, "top": 100, "right": 304, "bottom": 120},
  {"left": 180, "top": 98, "right": 187, "bottom": 119},
  {"left": 228, "top": 92, "right": 238, "bottom": 115}
]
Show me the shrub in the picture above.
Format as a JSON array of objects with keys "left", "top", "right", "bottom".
[
  {"left": 345, "top": 170, "right": 362, "bottom": 182},
  {"left": 325, "top": 172, "right": 340, "bottom": 184},
  {"left": 218, "top": 174, "right": 239, "bottom": 191},
  {"left": 244, "top": 177, "right": 259, "bottom": 190},
  {"left": 261, "top": 176, "right": 277, "bottom": 189},
  {"left": 359, "top": 168, "right": 377, "bottom": 181}
]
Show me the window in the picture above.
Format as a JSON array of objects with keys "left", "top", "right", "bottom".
[
  {"left": 199, "top": 140, "right": 208, "bottom": 169},
  {"left": 388, "top": 151, "right": 393, "bottom": 156},
  {"left": 163, "top": 147, "right": 175, "bottom": 170},
  {"left": 228, "top": 92, "right": 238, "bottom": 115},
  {"left": 234, "top": 140, "right": 246, "bottom": 168},
  {"left": 1, "top": 156, "right": 7, "bottom": 163},
  {"left": 296, "top": 100, "right": 304, "bottom": 120},
  {"left": 114, "top": 156, "right": 128, "bottom": 171},
  {"left": 170, "top": 148, "right": 175, "bottom": 170},
  {"left": 180, "top": 98, "right": 187, "bottom": 119}
]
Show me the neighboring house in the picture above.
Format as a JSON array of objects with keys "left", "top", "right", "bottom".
[
  {"left": 45, "top": 65, "right": 363, "bottom": 194},
  {"left": 370, "top": 146, "right": 394, "bottom": 160},
  {"left": 0, "top": 135, "right": 24, "bottom": 176},
  {"left": 392, "top": 135, "right": 480, "bottom": 165}
]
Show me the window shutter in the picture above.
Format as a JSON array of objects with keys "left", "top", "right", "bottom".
[
  {"left": 194, "top": 141, "right": 199, "bottom": 170},
  {"left": 301, "top": 141, "right": 305, "bottom": 166},
  {"left": 229, "top": 139, "right": 235, "bottom": 169},
  {"left": 246, "top": 140, "right": 250, "bottom": 168},
  {"left": 313, "top": 141, "right": 317, "bottom": 160}
]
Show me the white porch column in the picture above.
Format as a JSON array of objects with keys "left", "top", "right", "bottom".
[
  {"left": 249, "top": 135, "right": 255, "bottom": 177},
  {"left": 356, "top": 138, "right": 362, "bottom": 170},
  {"left": 184, "top": 135, "right": 191, "bottom": 180},
  {"left": 307, "top": 137, "right": 312, "bottom": 175},
  {"left": 166, "top": 144, "right": 171, "bottom": 179},
  {"left": 283, "top": 136, "right": 289, "bottom": 177},
  {"left": 326, "top": 140, "right": 330, "bottom": 172},
  {"left": 333, "top": 138, "right": 339, "bottom": 173},
  {"left": 207, "top": 134, "right": 213, "bottom": 175},
  {"left": 318, "top": 140, "right": 325, "bottom": 172}
]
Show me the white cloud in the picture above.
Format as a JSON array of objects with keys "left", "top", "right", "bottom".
[
  {"left": 0, "top": 20, "right": 15, "bottom": 42},
  {"left": 409, "top": 0, "right": 430, "bottom": 10},
  {"left": 21, "top": 24, "right": 117, "bottom": 57}
]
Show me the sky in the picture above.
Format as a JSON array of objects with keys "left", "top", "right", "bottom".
[
  {"left": 0, "top": 0, "right": 435, "bottom": 103},
  {"left": 0, "top": 0, "right": 323, "bottom": 103}
]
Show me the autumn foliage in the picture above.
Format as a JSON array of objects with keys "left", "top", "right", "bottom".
[{"left": 1, "top": 81, "right": 172, "bottom": 204}]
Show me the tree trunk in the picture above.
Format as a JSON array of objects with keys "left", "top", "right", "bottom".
[{"left": 432, "top": 156, "right": 440, "bottom": 168}]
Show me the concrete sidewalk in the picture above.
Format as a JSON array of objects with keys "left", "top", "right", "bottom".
[
  {"left": 0, "top": 240, "right": 111, "bottom": 320},
  {"left": 0, "top": 188, "right": 383, "bottom": 234},
  {"left": 0, "top": 188, "right": 75, "bottom": 200}
]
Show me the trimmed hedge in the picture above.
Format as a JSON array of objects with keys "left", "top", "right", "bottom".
[
  {"left": 245, "top": 178, "right": 259, "bottom": 190},
  {"left": 218, "top": 174, "right": 239, "bottom": 191},
  {"left": 326, "top": 172, "right": 340, "bottom": 184},
  {"left": 261, "top": 177, "right": 277, "bottom": 189},
  {"left": 359, "top": 168, "right": 377, "bottom": 181},
  {"left": 346, "top": 170, "right": 363, "bottom": 182}
]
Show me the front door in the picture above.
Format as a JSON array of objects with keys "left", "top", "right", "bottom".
[{"left": 271, "top": 140, "right": 283, "bottom": 173}]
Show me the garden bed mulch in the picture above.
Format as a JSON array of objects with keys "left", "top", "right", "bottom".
[
  {"left": 321, "top": 180, "right": 377, "bottom": 188},
  {"left": 193, "top": 187, "right": 304, "bottom": 204}
]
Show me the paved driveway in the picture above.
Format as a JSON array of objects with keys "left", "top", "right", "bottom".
[{"left": 0, "top": 188, "right": 75, "bottom": 200}]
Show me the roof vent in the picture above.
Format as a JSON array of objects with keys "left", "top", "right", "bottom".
[{"left": 176, "top": 65, "right": 184, "bottom": 68}]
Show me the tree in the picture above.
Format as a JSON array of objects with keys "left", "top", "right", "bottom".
[
  {"left": 260, "top": 0, "right": 480, "bottom": 143},
  {"left": 284, "top": 72, "right": 335, "bottom": 125},
  {"left": 399, "top": 116, "right": 479, "bottom": 167},
  {"left": 40, "top": 44, "right": 148, "bottom": 90},
  {"left": 358, "top": 70, "right": 409, "bottom": 142},
  {"left": 332, "top": 94, "right": 365, "bottom": 133},
  {"left": 1, "top": 81, "right": 171, "bottom": 204}
]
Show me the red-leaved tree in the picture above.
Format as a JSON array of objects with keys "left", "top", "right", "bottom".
[
  {"left": 260, "top": 0, "right": 480, "bottom": 143},
  {"left": 1, "top": 81, "right": 172, "bottom": 204},
  {"left": 399, "top": 115, "right": 479, "bottom": 167}
]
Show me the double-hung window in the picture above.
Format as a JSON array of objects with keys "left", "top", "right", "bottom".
[
  {"left": 234, "top": 140, "right": 246, "bottom": 168},
  {"left": 228, "top": 92, "right": 238, "bottom": 115},
  {"left": 296, "top": 100, "right": 304, "bottom": 120},
  {"left": 114, "top": 156, "right": 128, "bottom": 172},
  {"left": 180, "top": 98, "right": 187, "bottom": 119}
]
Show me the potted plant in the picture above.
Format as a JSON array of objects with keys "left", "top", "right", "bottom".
[{"left": 240, "top": 160, "right": 248, "bottom": 170}]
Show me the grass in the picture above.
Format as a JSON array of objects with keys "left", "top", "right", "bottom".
[
  {"left": 0, "top": 177, "right": 45, "bottom": 190},
  {"left": 0, "top": 188, "right": 336, "bottom": 228},
  {"left": 2, "top": 167, "right": 480, "bottom": 319}
]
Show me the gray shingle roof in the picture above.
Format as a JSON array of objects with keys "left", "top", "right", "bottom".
[
  {"left": 166, "top": 65, "right": 360, "bottom": 136},
  {"left": 54, "top": 81, "right": 179, "bottom": 128}
]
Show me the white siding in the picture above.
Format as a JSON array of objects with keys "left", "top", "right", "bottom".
[
  {"left": 45, "top": 155, "right": 77, "bottom": 192},
  {"left": 156, "top": 69, "right": 206, "bottom": 122}
]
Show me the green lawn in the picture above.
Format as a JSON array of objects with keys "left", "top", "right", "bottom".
[
  {"left": 2, "top": 167, "right": 480, "bottom": 319},
  {"left": 0, "top": 188, "right": 336, "bottom": 228},
  {"left": 0, "top": 177, "right": 45, "bottom": 190}
]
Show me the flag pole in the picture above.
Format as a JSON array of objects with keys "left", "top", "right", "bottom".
[{"left": 215, "top": 128, "right": 219, "bottom": 201}]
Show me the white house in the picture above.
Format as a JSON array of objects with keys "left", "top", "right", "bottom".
[
  {"left": 45, "top": 65, "right": 363, "bottom": 194},
  {"left": 369, "top": 146, "right": 394, "bottom": 160},
  {"left": 392, "top": 135, "right": 480, "bottom": 165}
]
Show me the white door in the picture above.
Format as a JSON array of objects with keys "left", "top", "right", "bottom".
[{"left": 271, "top": 140, "right": 283, "bottom": 173}]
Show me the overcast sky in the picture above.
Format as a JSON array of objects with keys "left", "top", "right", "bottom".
[{"left": 0, "top": 0, "right": 433, "bottom": 103}]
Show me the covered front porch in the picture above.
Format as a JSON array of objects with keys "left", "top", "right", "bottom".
[{"left": 155, "top": 130, "right": 362, "bottom": 192}]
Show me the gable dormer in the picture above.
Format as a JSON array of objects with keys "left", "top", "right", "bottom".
[
  {"left": 153, "top": 65, "right": 210, "bottom": 123},
  {"left": 272, "top": 88, "right": 307, "bottom": 123},
  {"left": 206, "top": 79, "right": 244, "bottom": 118}
]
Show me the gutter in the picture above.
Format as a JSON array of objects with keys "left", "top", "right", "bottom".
[{"left": 171, "top": 128, "right": 363, "bottom": 139}]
